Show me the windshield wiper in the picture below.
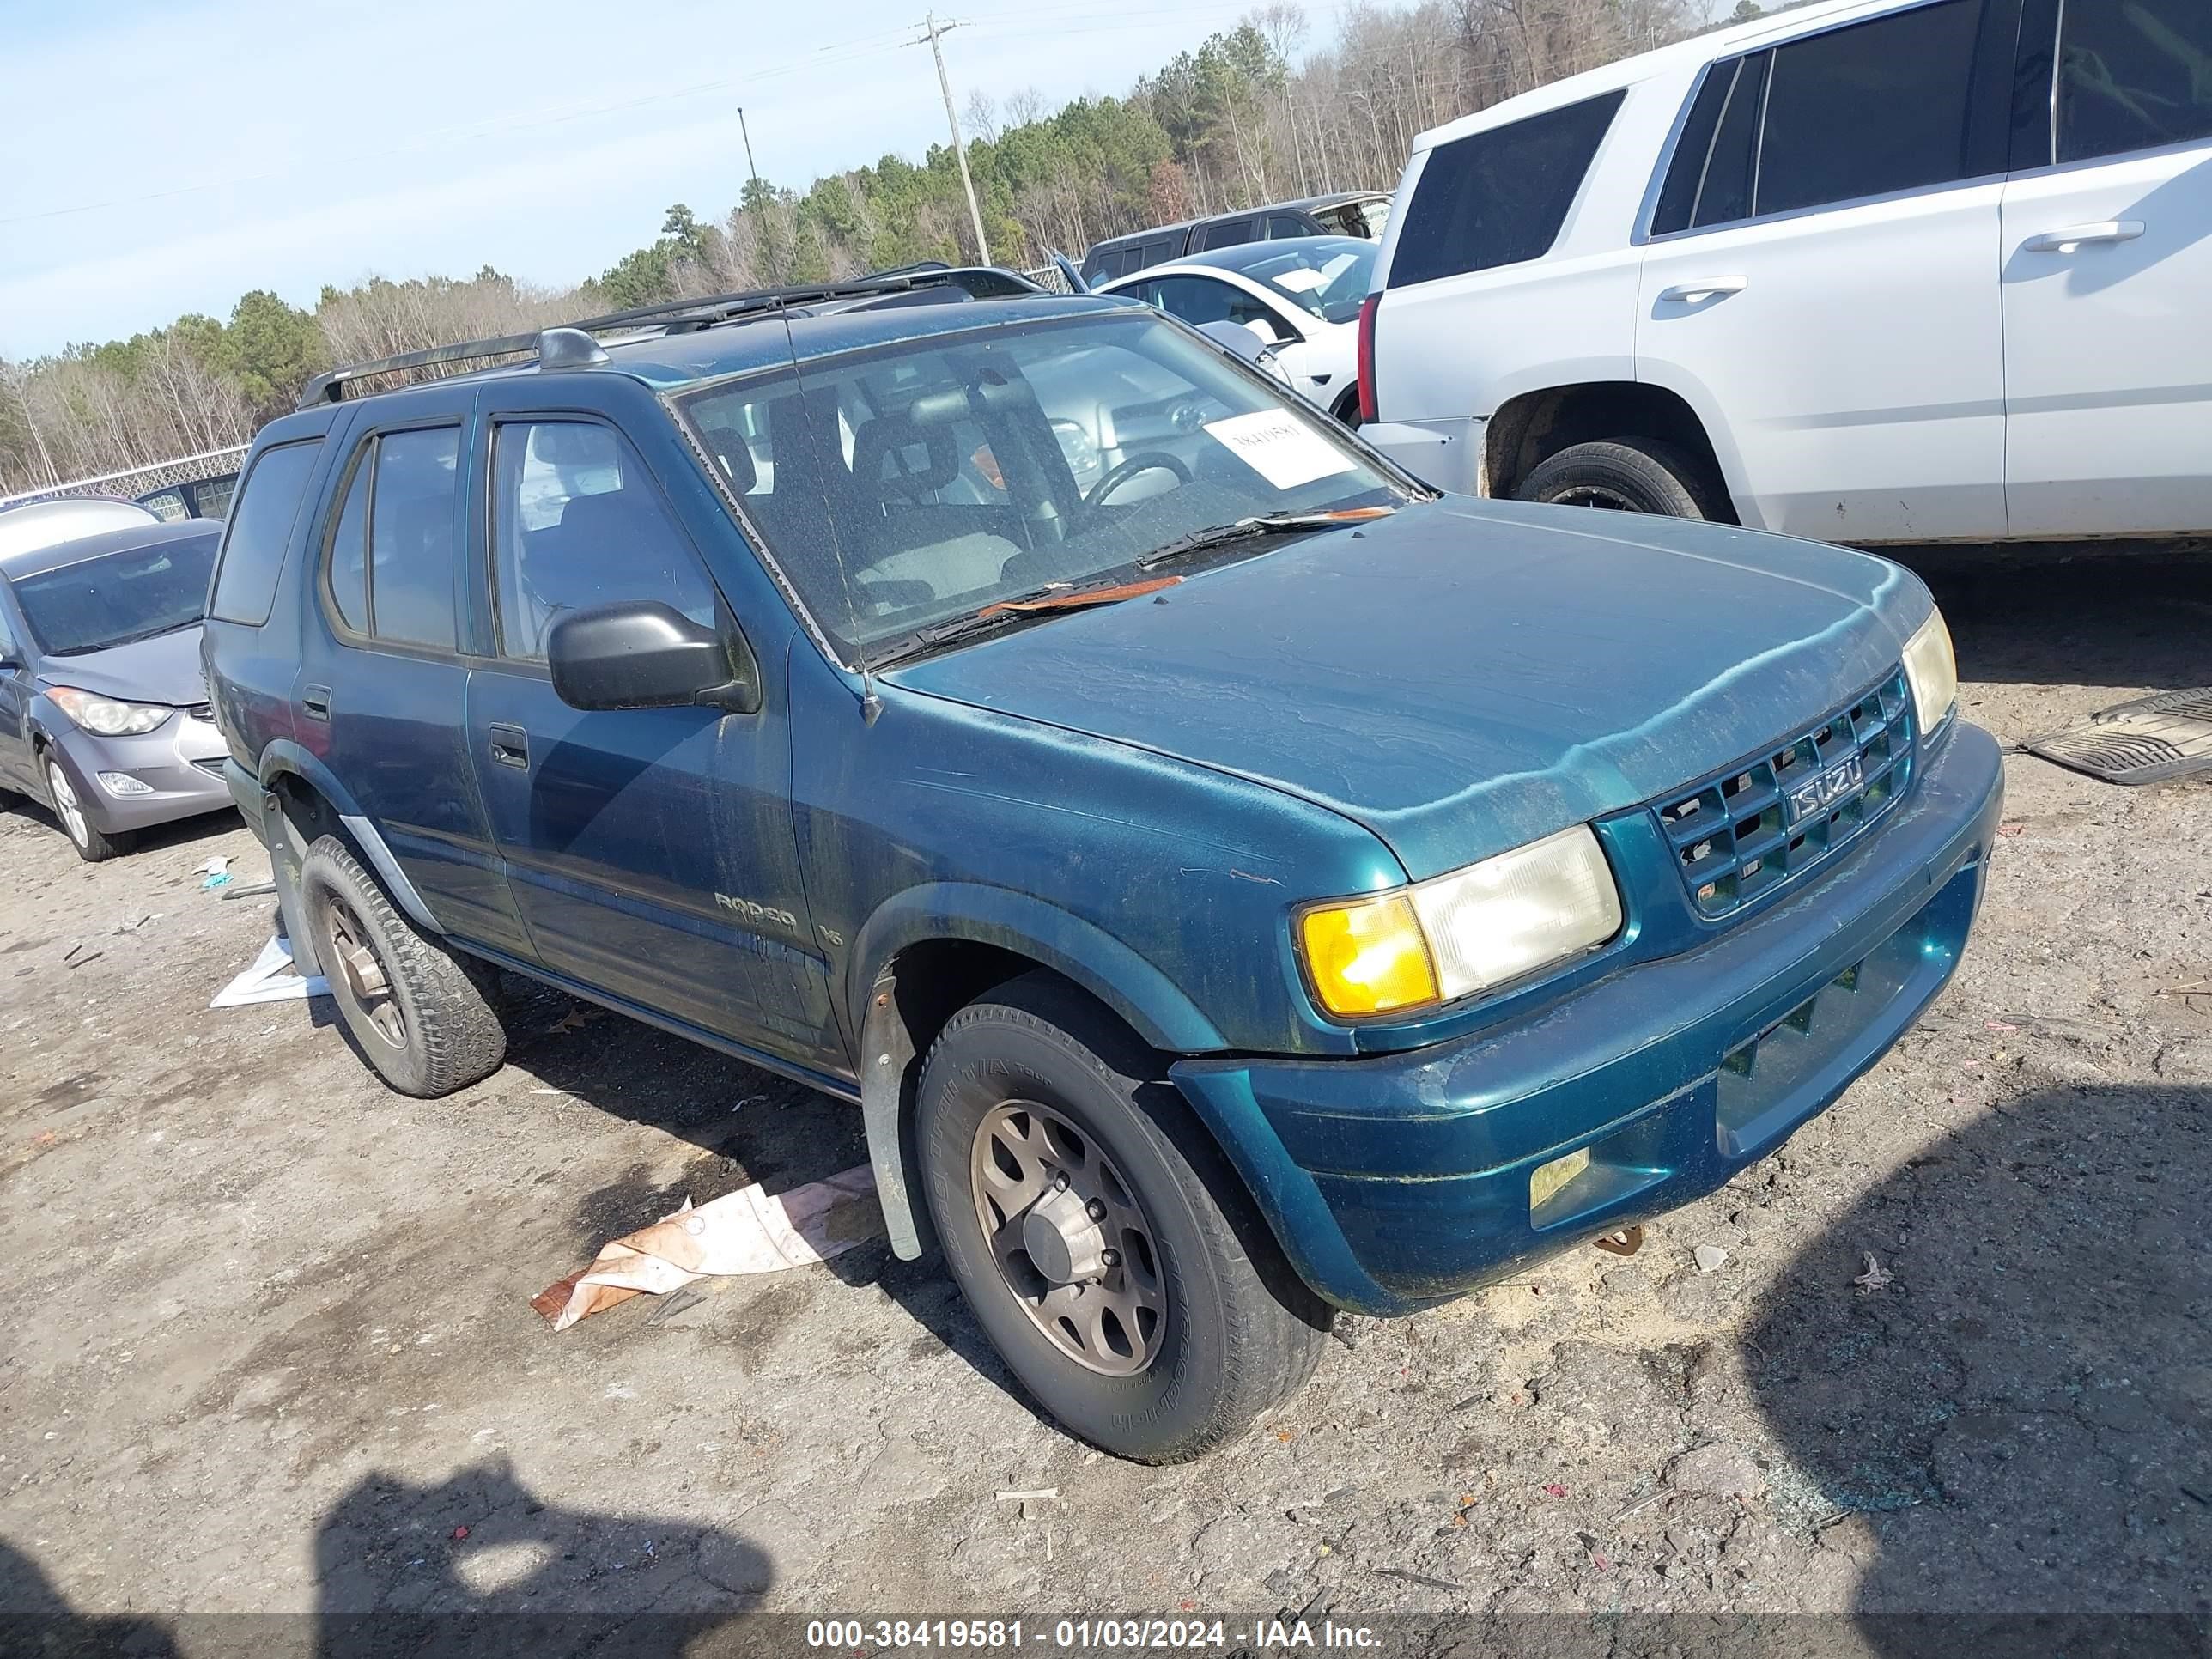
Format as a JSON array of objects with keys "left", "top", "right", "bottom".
[
  {"left": 1138, "top": 505, "right": 1396, "bottom": 570},
  {"left": 872, "top": 574, "right": 1185, "bottom": 665}
]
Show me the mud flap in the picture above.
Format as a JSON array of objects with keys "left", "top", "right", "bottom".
[{"left": 860, "top": 966, "right": 935, "bottom": 1260}]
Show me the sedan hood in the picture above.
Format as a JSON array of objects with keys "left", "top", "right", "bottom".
[
  {"left": 39, "top": 623, "right": 208, "bottom": 708},
  {"left": 887, "top": 500, "right": 1929, "bottom": 880}
]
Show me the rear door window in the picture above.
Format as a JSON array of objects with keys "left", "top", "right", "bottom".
[
  {"left": 366, "top": 428, "right": 461, "bottom": 649},
  {"left": 1389, "top": 90, "right": 1626, "bottom": 285},
  {"left": 2056, "top": 0, "right": 2212, "bottom": 162},
  {"left": 1753, "top": 0, "right": 1982, "bottom": 216},
  {"left": 1197, "top": 218, "right": 1256, "bottom": 251},
  {"left": 210, "top": 439, "right": 323, "bottom": 626}
]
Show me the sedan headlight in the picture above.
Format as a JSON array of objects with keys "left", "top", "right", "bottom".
[
  {"left": 1297, "top": 825, "right": 1623, "bottom": 1018},
  {"left": 46, "top": 685, "right": 174, "bottom": 737},
  {"left": 1901, "top": 608, "right": 1958, "bottom": 738}
]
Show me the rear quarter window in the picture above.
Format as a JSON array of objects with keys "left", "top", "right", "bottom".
[
  {"left": 209, "top": 440, "right": 324, "bottom": 626},
  {"left": 1389, "top": 89, "right": 1626, "bottom": 286}
]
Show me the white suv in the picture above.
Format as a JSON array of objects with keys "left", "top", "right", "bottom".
[{"left": 1357, "top": 0, "right": 2212, "bottom": 544}]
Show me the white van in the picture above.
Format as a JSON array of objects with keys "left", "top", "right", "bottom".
[{"left": 1356, "top": 0, "right": 2212, "bottom": 543}]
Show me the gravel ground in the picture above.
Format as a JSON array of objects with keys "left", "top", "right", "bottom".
[{"left": 0, "top": 543, "right": 2208, "bottom": 1654}]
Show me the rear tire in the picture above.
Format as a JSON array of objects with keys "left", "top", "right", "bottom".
[
  {"left": 45, "top": 757, "right": 132, "bottom": 862},
  {"left": 917, "top": 972, "right": 1331, "bottom": 1462},
  {"left": 299, "top": 833, "right": 506, "bottom": 1097},
  {"left": 1515, "top": 438, "right": 1723, "bottom": 520}
]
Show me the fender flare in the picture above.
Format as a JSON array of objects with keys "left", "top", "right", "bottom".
[
  {"left": 848, "top": 883, "right": 1231, "bottom": 1259},
  {"left": 256, "top": 740, "right": 443, "bottom": 935}
]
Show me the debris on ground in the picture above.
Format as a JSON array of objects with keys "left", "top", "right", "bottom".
[
  {"left": 209, "top": 933, "right": 329, "bottom": 1008},
  {"left": 1694, "top": 1243, "right": 1729, "bottom": 1274},
  {"left": 1852, "top": 1251, "right": 1894, "bottom": 1293},
  {"left": 532, "top": 1164, "right": 882, "bottom": 1331},
  {"left": 997, "top": 1487, "right": 1059, "bottom": 1503}
]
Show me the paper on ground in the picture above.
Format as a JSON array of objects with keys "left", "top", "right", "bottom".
[
  {"left": 1202, "top": 410, "right": 1357, "bottom": 491},
  {"left": 532, "top": 1165, "right": 882, "bottom": 1332},
  {"left": 210, "top": 934, "right": 331, "bottom": 1008}
]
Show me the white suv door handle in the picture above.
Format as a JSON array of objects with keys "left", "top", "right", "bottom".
[
  {"left": 2024, "top": 220, "right": 2145, "bottom": 252},
  {"left": 1657, "top": 276, "right": 1748, "bottom": 302}
]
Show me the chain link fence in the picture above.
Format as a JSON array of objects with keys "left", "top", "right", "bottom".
[{"left": 0, "top": 444, "right": 250, "bottom": 515}]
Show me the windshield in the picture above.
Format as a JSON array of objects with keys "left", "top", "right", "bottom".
[
  {"left": 676, "top": 308, "right": 1402, "bottom": 662},
  {"left": 1237, "top": 239, "right": 1376, "bottom": 325},
  {"left": 9, "top": 532, "right": 220, "bottom": 656}
]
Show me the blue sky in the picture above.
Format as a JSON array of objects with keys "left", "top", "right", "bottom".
[{"left": 0, "top": 0, "right": 1316, "bottom": 356}]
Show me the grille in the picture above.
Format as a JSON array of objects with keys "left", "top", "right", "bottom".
[{"left": 1656, "top": 669, "right": 1916, "bottom": 919}]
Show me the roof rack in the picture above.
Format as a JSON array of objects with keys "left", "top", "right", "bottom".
[{"left": 296, "top": 265, "right": 1047, "bottom": 410}]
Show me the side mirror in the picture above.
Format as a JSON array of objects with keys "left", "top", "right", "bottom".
[{"left": 546, "top": 601, "right": 760, "bottom": 715}]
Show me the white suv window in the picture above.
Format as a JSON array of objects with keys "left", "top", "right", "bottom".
[
  {"left": 1652, "top": 0, "right": 1984, "bottom": 234},
  {"left": 1389, "top": 90, "right": 1626, "bottom": 286},
  {"left": 1757, "top": 0, "right": 1982, "bottom": 216},
  {"left": 2057, "top": 0, "right": 2212, "bottom": 162}
]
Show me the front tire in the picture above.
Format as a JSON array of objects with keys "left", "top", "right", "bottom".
[
  {"left": 299, "top": 833, "right": 506, "bottom": 1097},
  {"left": 45, "top": 757, "right": 131, "bottom": 862},
  {"left": 917, "top": 973, "right": 1330, "bottom": 1462},
  {"left": 1515, "top": 438, "right": 1723, "bottom": 519}
]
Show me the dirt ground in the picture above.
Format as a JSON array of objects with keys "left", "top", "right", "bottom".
[{"left": 2, "top": 544, "right": 2209, "bottom": 1653}]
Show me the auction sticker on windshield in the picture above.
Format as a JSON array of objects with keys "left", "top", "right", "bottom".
[{"left": 1203, "top": 410, "right": 1356, "bottom": 490}]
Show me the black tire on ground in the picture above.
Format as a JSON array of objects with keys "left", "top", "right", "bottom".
[
  {"left": 298, "top": 832, "right": 507, "bottom": 1097},
  {"left": 1514, "top": 437, "right": 1724, "bottom": 520},
  {"left": 44, "top": 755, "right": 133, "bottom": 863},
  {"left": 917, "top": 971, "right": 1332, "bottom": 1463}
]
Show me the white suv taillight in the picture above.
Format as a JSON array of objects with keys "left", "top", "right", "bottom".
[{"left": 1356, "top": 294, "right": 1380, "bottom": 423}]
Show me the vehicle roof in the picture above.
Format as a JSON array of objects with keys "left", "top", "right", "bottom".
[
  {"left": 1274, "top": 191, "right": 1390, "bottom": 210},
  {"left": 0, "top": 515, "right": 220, "bottom": 580},
  {"left": 1412, "top": 0, "right": 1914, "bottom": 152},
  {"left": 0, "top": 497, "right": 163, "bottom": 563},
  {"left": 1137, "top": 235, "right": 1376, "bottom": 280},
  {"left": 1089, "top": 220, "right": 1201, "bottom": 251},
  {"left": 273, "top": 291, "right": 1150, "bottom": 425}
]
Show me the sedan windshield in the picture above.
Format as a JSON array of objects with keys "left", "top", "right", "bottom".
[
  {"left": 9, "top": 531, "right": 220, "bottom": 656},
  {"left": 677, "top": 308, "right": 1404, "bottom": 662},
  {"left": 1241, "top": 239, "right": 1376, "bottom": 325}
]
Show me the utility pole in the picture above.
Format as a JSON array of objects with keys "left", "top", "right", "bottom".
[
  {"left": 914, "top": 14, "right": 991, "bottom": 265},
  {"left": 737, "top": 106, "right": 779, "bottom": 284}
]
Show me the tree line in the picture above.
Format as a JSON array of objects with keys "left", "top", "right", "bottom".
[{"left": 1, "top": 0, "right": 1698, "bottom": 497}]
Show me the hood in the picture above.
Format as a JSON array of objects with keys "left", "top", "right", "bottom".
[
  {"left": 886, "top": 500, "right": 1929, "bottom": 881},
  {"left": 39, "top": 623, "right": 209, "bottom": 708}
]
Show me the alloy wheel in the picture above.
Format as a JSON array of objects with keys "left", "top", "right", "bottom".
[
  {"left": 325, "top": 897, "right": 406, "bottom": 1050},
  {"left": 45, "top": 762, "right": 88, "bottom": 849},
  {"left": 969, "top": 1098, "right": 1166, "bottom": 1376},
  {"left": 1549, "top": 485, "right": 1647, "bottom": 512}
]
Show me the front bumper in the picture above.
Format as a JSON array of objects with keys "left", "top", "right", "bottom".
[
  {"left": 51, "top": 710, "right": 234, "bottom": 833},
  {"left": 1173, "top": 720, "right": 2005, "bottom": 1316}
]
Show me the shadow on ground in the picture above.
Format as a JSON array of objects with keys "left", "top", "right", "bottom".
[
  {"left": 1745, "top": 1083, "right": 2211, "bottom": 1631},
  {"left": 2, "top": 1462, "right": 776, "bottom": 1658},
  {"left": 1887, "top": 542, "right": 2212, "bottom": 694}
]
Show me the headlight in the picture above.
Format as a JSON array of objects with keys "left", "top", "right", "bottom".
[
  {"left": 46, "top": 685, "right": 174, "bottom": 737},
  {"left": 1298, "top": 825, "right": 1622, "bottom": 1018},
  {"left": 1901, "top": 608, "right": 1957, "bottom": 738}
]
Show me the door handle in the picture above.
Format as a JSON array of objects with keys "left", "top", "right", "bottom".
[
  {"left": 2024, "top": 220, "right": 2144, "bottom": 253},
  {"left": 301, "top": 684, "right": 331, "bottom": 722},
  {"left": 488, "top": 723, "right": 529, "bottom": 769},
  {"left": 1657, "top": 275, "right": 1748, "bottom": 303}
]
